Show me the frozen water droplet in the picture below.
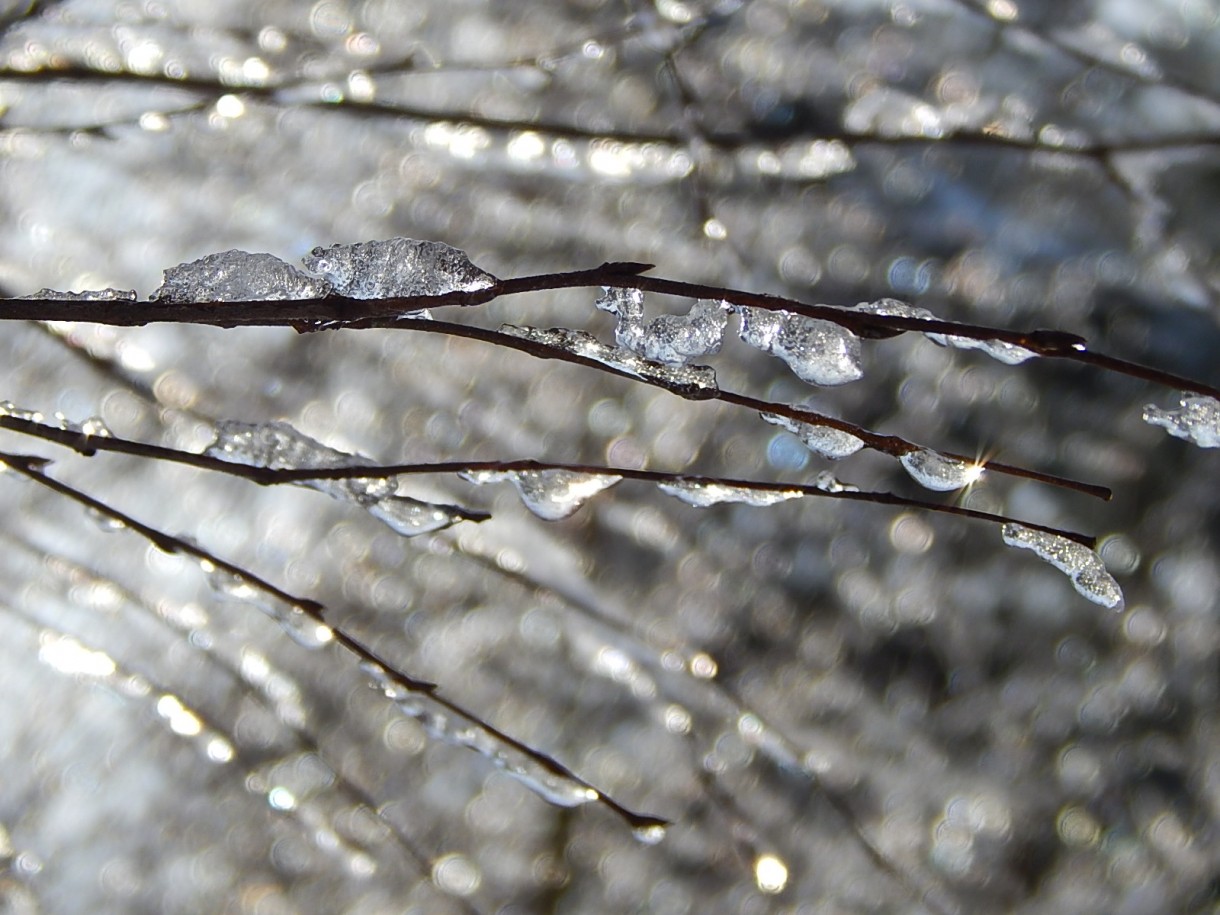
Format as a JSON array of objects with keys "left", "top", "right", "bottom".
[
  {"left": 857, "top": 299, "right": 1037, "bottom": 364},
  {"left": 1001, "top": 524, "right": 1125, "bottom": 610},
  {"left": 499, "top": 324, "right": 719, "bottom": 393},
  {"left": 301, "top": 237, "right": 497, "bottom": 301},
  {"left": 813, "top": 470, "right": 858, "bottom": 493},
  {"left": 737, "top": 307, "right": 862, "bottom": 386},
  {"left": 207, "top": 568, "right": 335, "bottom": 648},
  {"left": 658, "top": 479, "right": 804, "bottom": 507},
  {"left": 760, "top": 412, "right": 864, "bottom": 460},
  {"left": 641, "top": 299, "right": 728, "bottom": 366},
  {"left": 0, "top": 401, "right": 45, "bottom": 423},
  {"left": 1143, "top": 392, "right": 1220, "bottom": 448},
  {"left": 595, "top": 286, "right": 646, "bottom": 351},
  {"left": 151, "top": 250, "right": 333, "bottom": 303},
  {"left": 24, "top": 287, "right": 138, "bottom": 301},
  {"left": 80, "top": 416, "right": 113, "bottom": 437},
  {"left": 899, "top": 448, "right": 984, "bottom": 491},
  {"left": 366, "top": 497, "right": 473, "bottom": 536},
  {"left": 632, "top": 823, "right": 668, "bottom": 845},
  {"left": 461, "top": 468, "right": 620, "bottom": 521},
  {"left": 86, "top": 506, "right": 126, "bottom": 533}
]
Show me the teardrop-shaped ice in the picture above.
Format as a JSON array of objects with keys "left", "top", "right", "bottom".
[
  {"left": 760, "top": 412, "right": 864, "bottom": 460},
  {"left": 857, "top": 299, "right": 1036, "bottom": 364},
  {"left": 737, "top": 307, "right": 863, "bottom": 386},
  {"left": 301, "top": 237, "right": 497, "bottom": 300},
  {"left": 366, "top": 497, "right": 476, "bottom": 536},
  {"left": 1143, "top": 392, "right": 1220, "bottom": 448},
  {"left": 641, "top": 299, "right": 729, "bottom": 366},
  {"left": 152, "top": 251, "right": 334, "bottom": 303},
  {"left": 899, "top": 448, "right": 984, "bottom": 491},
  {"left": 658, "top": 479, "right": 804, "bottom": 507},
  {"left": 1001, "top": 524, "right": 1125, "bottom": 611},
  {"left": 460, "top": 468, "right": 621, "bottom": 520}
]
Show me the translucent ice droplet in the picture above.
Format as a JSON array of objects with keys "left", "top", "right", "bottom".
[
  {"left": 899, "top": 448, "right": 984, "bottom": 491},
  {"left": 0, "top": 401, "right": 45, "bottom": 423},
  {"left": 1001, "top": 524, "right": 1125, "bottom": 610},
  {"left": 857, "top": 299, "right": 1036, "bottom": 364},
  {"left": 641, "top": 299, "right": 729, "bottom": 366},
  {"left": 658, "top": 479, "right": 804, "bottom": 507},
  {"left": 301, "top": 237, "right": 497, "bottom": 301},
  {"left": 813, "top": 470, "right": 858, "bottom": 493},
  {"left": 760, "top": 412, "right": 864, "bottom": 460},
  {"left": 460, "top": 468, "right": 620, "bottom": 521},
  {"left": 1143, "top": 392, "right": 1220, "bottom": 448},
  {"left": 632, "top": 823, "right": 668, "bottom": 845},
  {"left": 151, "top": 250, "right": 333, "bottom": 303},
  {"left": 737, "top": 307, "right": 862, "bottom": 386},
  {"left": 207, "top": 568, "right": 335, "bottom": 648},
  {"left": 24, "top": 287, "right": 137, "bottom": 301},
  {"left": 205, "top": 421, "right": 471, "bottom": 535}
]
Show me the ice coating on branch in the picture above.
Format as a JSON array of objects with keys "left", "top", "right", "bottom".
[
  {"left": 1001, "top": 524, "right": 1124, "bottom": 610},
  {"left": 595, "top": 286, "right": 646, "bottom": 350},
  {"left": 151, "top": 251, "right": 333, "bottom": 303},
  {"left": 364, "top": 663, "right": 600, "bottom": 808},
  {"left": 460, "top": 468, "right": 621, "bottom": 521},
  {"left": 25, "top": 287, "right": 137, "bottom": 301},
  {"left": 899, "top": 448, "right": 985, "bottom": 491},
  {"left": 736, "top": 307, "right": 863, "bottom": 386},
  {"left": 813, "top": 470, "right": 859, "bottom": 493},
  {"left": 641, "top": 300, "right": 729, "bottom": 365},
  {"left": 207, "top": 570, "right": 335, "bottom": 649},
  {"left": 659, "top": 479, "right": 804, "bottom": 507},
  {"left": 204, "top": 421, "right": 473, "bottom": 536},
  {"left": 301, "top": 238, "right": 497, "bottom": 301},
  {"left": 499, "top": 324, "right": 719, "bottom": 393},
  {"left": 761, "top": 412, "right": 864, "bottom": 460},
  {"left": 1143, "top": 393, "right": 1220, "bottom": 448},
  {"left": 856, "top": 298, "right": 1037, "bottom": 364}
]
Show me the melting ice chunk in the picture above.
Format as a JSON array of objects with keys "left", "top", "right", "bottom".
[
  {"left": 856, "top": 299, "right": 1037, "bottom": 364},
  {"left": 25, "top": 287, "right": 138, "bottom": 301},
  {"left": 899, "top": 448, "right": 984, "bottom": 491},
  {"left": 736, "top": 306, "right": 863, "bottom": 386},
  {"left": 301, "top": 238, "right": 497, "bottom": 301},
  {"left": 460, "top": 468, "right": 620, "bottom": 521},
  {"left": 760, "top": 412, "right": 864, "bottom": 460},
  {"left": 659, "top": 479, "right": 804, "bottom": 507},
  {"left": 205, "top": 421, "right": 473, "bottom": 535},
  {"left": 1001, "top": 524, "right": 1125, "bottom": 611},
  {"left": 641, "top": 299, "right": 728, "bottom": 366},
  {"left": 151, "top": 251, "right": 334, "bottom": 303},
  {"left": 1143, "top": 393, "right": 1220, "bottom": 449}
]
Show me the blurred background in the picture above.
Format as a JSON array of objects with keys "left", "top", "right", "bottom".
[{"left": 0, "top": 0, "right": 1218, "bottom": 912}]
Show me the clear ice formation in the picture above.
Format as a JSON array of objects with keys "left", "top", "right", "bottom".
[
  {"left": 151, "top": 251, "right": 334, "bottom": 303},
  {"left": 363, "top": 663, "right": 601, "bottom": 808},
  {"left": 301, "top": 238, "right": 497, "bottom": 300},
  {"left": 499, "top": 324, "right": 719, "bottom": 392},
  {"left": 736, "top": 306, "right": 863, "bottom": 386},
  {"left": 595, "top": 286, "right": 646, "bottom": 351},
  {"left": 26, "top": 287, "right": 137, "bottom": 301},
  {"left": 208, "top": 570, "right": 335, "bottom": 649},
  {"left": 899, "top": 447, "right": 984, "bottom": 491},
  {"left": 760, "top": 412, "right": 864, "bottom": 460},
  {"left": 856, "top": 298, "right": 1037, "bottom": 365},
  {"left": 205, "top": 420, "right": 470, "bottom": 536},
  {"left": 812, "top": 470, "right": 858, "bottom": 493},
  {"left": 658, "top": 479, "right": 804, "bottom": 507},
  {"left": 595, "top": 288, "right": 728, "bottom": 366},
  {"left": 460, "top": 468, "right": 621, "bottom": 521},
  {"left": 1143, "top": 393, "right": 1220, "bottom": 448},
  {"left": 1001, "top": 524, "right": 1125, "bottom": 611}
]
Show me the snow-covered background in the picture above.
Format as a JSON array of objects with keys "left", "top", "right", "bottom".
[{"left": 0, "top": 0, "right": 1218, "bottom": 912}]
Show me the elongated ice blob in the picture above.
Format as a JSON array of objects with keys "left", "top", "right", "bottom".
[
  {"left": 760, "top": 412, "right": 864, "bottom": 460},
  {"left": 899, "top": 448, "right": 984, "bottom": 491},
  {"left": 301, "top": 237, "right": 497, "bottom": 301},
  {"left": 460, "top": 468, "right": 621, "bottom": 520},
  {"left": 1001, "top": 524, "right": 1124, "bottom": 610},
  {"left": 857, "top": 298, "right": 1037, "bottom": 364},
  {"left": 736, "top": 306, "right": 863, "bottom": 386},
  {"left": 24, "top": 287, "right": 137, "bottom": 301},
  {"left": 640, "top": 299, "right": 729, "bottom": 366},
  {"left": 658, "top": 479, "right": 804, "bottom": 507},
  {"left": 1143, "top": 393, "right": 1220, "bottom": 448},
  {"left": 151, "top": 251, "right": 333, "bottom": 303}
]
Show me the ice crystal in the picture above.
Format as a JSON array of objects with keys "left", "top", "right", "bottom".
[
  {"left": 857, "top": 298, "right": 1037, "bottom": 364},
  {"left": 1001, "top": 524, "right": 1125, "bottom": 610},
  {"left": 899, "top": 448, "right": 985, "bottom": 491},
  {"left": 1143, "top": 392, "right": 1220, "bottom": 448},
  {"left": 301, "top": 238, "right": 497, "bottom": 301},
  {"left": 25, "top": 287, "right": 137, "bottom": 301},
  {"left": 151, "top": 251, "right": 333, "bottom": 303},
  {"left": 460, "top": 468, "right": 621, "bottom": 521},
  {"left": 205, "top": 421, "right": 471, "bottom": 536},
  {"left": 736, "top": 306, "right": 863, "bottom": 386},
  {"left": 658, "top": 479, "right": 804, "bottom": 507},
  {"left": 760, "top": 412, "right": 865, "bottom": 460}
]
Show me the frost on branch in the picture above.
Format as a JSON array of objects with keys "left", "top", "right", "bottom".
[
  {"left": 856, "top": 299, "right": 1037, "bottom": 365},
  {"left": 151, "top": 251, "right": 334, "bottom": 303},
  {"left": 899, "top": 448, "right": 985, "bottom": 491},
  {"left": 1143, "top": 393, "right": 1220, "bottom": 448},
  {"left": 204, "top": 420, "right": 474, "bottom": 536},
  {"left": 760, "top": 412, "right": 864, "bottom": 460},
  {"left": 460, "top": 468, "right": 621, "bottom": 521},
  {"left": 736, "top": 306, "right": 863, "bottom": 386},
  {"left": 301, "top": 238, "right": 497, "bottom": 301},
  {"left": 1001, "top": 524, "right": 1125, "bottom": 611}
]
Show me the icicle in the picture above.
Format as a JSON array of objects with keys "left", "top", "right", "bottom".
[
  {"left": 499, "top": 324, "right": 719, "bottom": 393},
  {"left": 736, "top": 306, "right": 863, "bottom": 386},
  {"left": 24, "top": 287, "right": 137, "bottom": 301},
  {"left": 364, "top": 664, "right": 600, "bottom": 809},
  {"left": 301, "top": 238, "right": 497, "bottom": 303},
  {"left": 899, "top": 448, "right": 984, "bottom": 491},
  {"left": 641, "top": 299, "right": 729, "bottom": 366},
  {"left": 857, "top": 299, "right": 1037, "bottom": 364},
  {"left": 1143, "top": 392, "right": 1220, "bottom": 449},
  {"left": 151, "top": 250, "right": 333, "bottom": 303},
  {"left": 658, "top": 479, "right": 804, "bottom": 507},
  {"left": 760, "top": 412, "right": 864, "bottom": 460},
  {"left": 1001, "top": 524, "right": 1125, "bottom": 610},
  {"left": 460, "top": 468, "right": 620, "bottom": 521},
  {"left": 205, "top": 421, "right": 472, "bottom": 535}
]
